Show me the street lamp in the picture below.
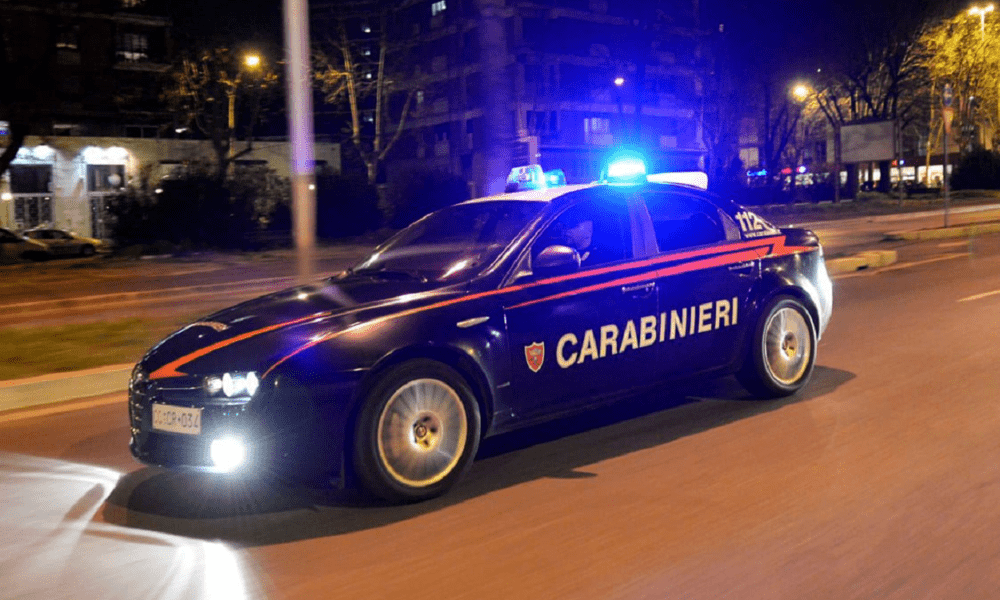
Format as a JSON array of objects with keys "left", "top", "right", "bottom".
[
  {"left": 228, "top": 53, "right": 263, "bottom": 165},
  {"left": 792, "top": 83, "right": 810, "bottom": 102},
  {"left": 969, "top": 3, "right": 994, "bottom": 36}
]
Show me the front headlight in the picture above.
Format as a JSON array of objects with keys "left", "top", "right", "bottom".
[{"left": 204, "top": 372, "right": 259, "bottom": 398}]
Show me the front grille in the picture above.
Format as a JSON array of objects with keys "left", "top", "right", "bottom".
[{"left": 129, "top": 374, "right": 253, "bottom": 468}]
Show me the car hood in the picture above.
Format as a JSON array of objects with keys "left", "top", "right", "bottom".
[{"left": 140, "top": 273, "right": 463, "bottom": 380}]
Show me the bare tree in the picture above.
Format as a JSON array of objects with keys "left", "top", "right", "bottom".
[
  {"left": 315, "top": 13, "right": 415, "bottom": 186},
  {"left": 163, "top": 47, "right": 278, "bottom": 181}
]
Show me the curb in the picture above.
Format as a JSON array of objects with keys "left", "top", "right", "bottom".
[
  {"left": 0, "top": 363, "right": 132, "bottom": 414},
  {"left": 884, "top": 221, "right": 1000, "bottom": 241},
  {"left": 825, "top": 249, "right": 899, "bottom": 275}
]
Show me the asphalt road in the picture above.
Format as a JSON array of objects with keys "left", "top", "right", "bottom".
[{"left": 1, "top": 232, "right": 999, "bottom": 599}]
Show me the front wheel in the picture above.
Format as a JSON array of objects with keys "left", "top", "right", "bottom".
[
  {"left": 738, "top": 296, "right": 817, "bottom": 398},
  {"left": 353, "top": 360, "right": 481, "bottom": 503}
]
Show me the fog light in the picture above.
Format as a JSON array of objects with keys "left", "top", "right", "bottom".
[{"left": 210, "top": 437, "right": 246, "bottom": 472}]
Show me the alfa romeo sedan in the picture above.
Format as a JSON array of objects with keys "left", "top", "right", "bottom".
[{"left": 128, "top": 162, "right": 833, "bottom": 503}]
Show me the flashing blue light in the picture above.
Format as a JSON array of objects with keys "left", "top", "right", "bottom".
[
  {"left": 544, "top": 169, "right": 566, "bottom": 187},
  {"left": 797, "top": 165, "right": 807, "bottom": 174},
  {"left": 747, "top": 168, "right": 767, "bottom": 177},
  {"left": 607, "top": 157, "right": 647, "bottom": 180}
]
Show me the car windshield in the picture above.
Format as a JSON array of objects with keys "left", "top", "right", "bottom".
[{"left": 351, "top": 201, "right": 545, "bottom": 282}]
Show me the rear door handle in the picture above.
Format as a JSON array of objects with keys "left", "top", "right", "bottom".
[{"left": 621, "top": 282, "right": 656, "bottom": 296}]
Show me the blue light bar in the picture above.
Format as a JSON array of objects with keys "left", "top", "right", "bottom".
[
  {"left": 607, "top": 158, "right": 647, "bottom": 179},
  {"left": 600, "top": 150, "right": 648, "bottom": 184},
  {"left": 505, "top": 164, "right": 547, "bottom": 192},
  {"left": 544, "top": 169, "right": 566, "bottom": 187}
]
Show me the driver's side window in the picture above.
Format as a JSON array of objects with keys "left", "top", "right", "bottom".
[{"left": 533, "top": 199, "right": 632, "bottom": 270}]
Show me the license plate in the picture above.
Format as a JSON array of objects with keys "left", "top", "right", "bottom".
[{"left": 152, "top": 403, "right": 202, "bottom": 435}]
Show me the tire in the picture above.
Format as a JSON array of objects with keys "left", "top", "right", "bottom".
[
  {"left": 737, "top": 296, "right": 817, "bottom": 398},
  {"left": 352, "top": 359, "right": 481, "bottom": 503},
  {"left": 80, "top": 244, "right": 95, "bottom": 257}
]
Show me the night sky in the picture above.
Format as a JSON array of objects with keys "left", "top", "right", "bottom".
[{"left": 169, "top": 0, "right": 284, "bottom": 50}]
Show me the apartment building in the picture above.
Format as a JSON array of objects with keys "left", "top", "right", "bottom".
[{"left": 313, "top": 0, "right": 707, "bottom": 194}]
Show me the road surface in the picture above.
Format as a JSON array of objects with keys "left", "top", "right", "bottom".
[{"left": 1, "top": 232, "right": 999, "bottom": 598}]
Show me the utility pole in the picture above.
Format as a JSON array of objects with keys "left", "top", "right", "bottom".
[
  {"left": 943, "top": 83, "right": 953, "bottom": 228},
  {"left": 284, "top": 0, "right": 316, "bottom": 282}
]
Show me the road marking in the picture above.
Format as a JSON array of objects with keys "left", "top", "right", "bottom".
[
  {"left": 959, "top": 289, "right": 1000, "bottom": 303},
  {"left": 0, "top": 394, "right": 123, "bottom": 424},
  {"left": 938, "top": 241, "right": 968, "bottom": 248},
  {"left": 833, "top": 253, "right": 968, "bottom": 280}
]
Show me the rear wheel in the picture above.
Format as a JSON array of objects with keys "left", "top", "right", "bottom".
[
  {"left": 80, "top": 244, "right": 95, "bottom": 257},
  {"left": 353, "top": 359, "right": 481, "bottom": 503},
  {"left": 738, "top": 296, "right": 816, "bottom": 398}
]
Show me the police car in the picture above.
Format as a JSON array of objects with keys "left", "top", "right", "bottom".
[{"left": 128, "top": 158, "right": 833, "bottom": 502}]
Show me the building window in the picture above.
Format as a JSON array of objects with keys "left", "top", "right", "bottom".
[
  {"left": 120, "top": 0, "right": 145, "bottom": 7},
  {"left": 9, "top": 165, "right": 54, "bottom": 229},
  {"left": 116, "top": 32, "right": 149, "bottom": 62},
  {"left": 431, "top": 0, "right": 447, "bottom": 16},
  {"left": 57, "top": 26, "right": 79, "bottom": 50},
  {"left": 87, "top": 165, "right": 126, "bottom": 193},
  {"left": 584, "top": 117, "right": 612, "bottom": 145},
  {"left": 10, "top": 165, "right": 52, "bottom": 195}
]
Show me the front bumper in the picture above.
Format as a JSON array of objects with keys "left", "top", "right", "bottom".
[{"left": 128, "top": 371, "right": 360, "bottom": 478}]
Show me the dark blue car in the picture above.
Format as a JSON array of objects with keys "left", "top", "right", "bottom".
[{"left": 129, "top": 164, "right": 833, "bottom": 502}]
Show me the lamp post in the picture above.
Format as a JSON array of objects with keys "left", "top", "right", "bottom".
[
  {"left": 969, "top": 3, "right": 994, "bottom": 36},
  {"left": 227, "top": 53, "right": 262, "bottom": 165},
  {"left": 968, "top": 4, "right": 997, "bottom": 149},
  {"left": 614, "top": 76, "right": 625, "bottom": 142}
]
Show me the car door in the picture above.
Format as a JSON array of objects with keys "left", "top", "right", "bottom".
[
  {"left": 501, "top": 192, "right": 659, "bottom": 421},
  {"left": 641, "top": 189, "right": 757, "bottom": 378}
]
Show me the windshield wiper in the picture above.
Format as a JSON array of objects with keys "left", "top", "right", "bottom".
[{"left": 350, "top": 267, "right": 428, "bottom": 283}]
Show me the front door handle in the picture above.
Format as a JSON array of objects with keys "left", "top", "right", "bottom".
[{"left": 728, "top": 261, "right": 755, "bottom": 274}]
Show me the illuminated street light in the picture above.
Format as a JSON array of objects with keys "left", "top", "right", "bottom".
[
  {"left": 969, "top": 3, "right": 995, "bottom": 36},
  {"left": 792, "top": 83, "right": 811, "bottom": 102},
  {"left": 244, "top": 54, "right": 261, "bottom": 68},
  {"left": 614, "top": 76, "right": 625, "bottom": 87}
]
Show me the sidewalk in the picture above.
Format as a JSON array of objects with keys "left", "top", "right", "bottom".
[{"left": 3, "top": 208, "right": 998, "bottom": 415}]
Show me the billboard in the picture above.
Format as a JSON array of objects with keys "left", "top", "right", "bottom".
[{"left": 840, "top": 121, "right": 895, "bottom": 163}]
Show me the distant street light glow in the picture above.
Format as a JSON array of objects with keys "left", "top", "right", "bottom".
[
  {"left": 245, "top": 54, "right": 261, "bottom": 68},
  {"left": 792, "top": 83, "right": 810, "bottom": 101},
  {"left": 614, "top": 77, "right": 625, "bottom": 86},
  {"left": 969, "top": 4, "right": 995, "bottom": 36}
]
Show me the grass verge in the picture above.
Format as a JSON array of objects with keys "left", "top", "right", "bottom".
[{"left": 0, "top": 316, "right": 197, "bottom": 381}]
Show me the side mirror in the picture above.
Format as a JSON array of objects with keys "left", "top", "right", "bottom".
[{"left": 534, "top": 244, "right": 581, "bottom": 277}]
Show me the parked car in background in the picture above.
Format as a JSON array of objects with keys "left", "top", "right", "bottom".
[
  {"left": 22, "top": 228, "right": 106, "bottom": 257},
  {"left": 0, "top": 227, "right": 52, "bottom": 262}
]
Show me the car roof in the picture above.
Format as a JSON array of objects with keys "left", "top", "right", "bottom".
[
  {"left": 461, "top": 183, "right": 598, "bottom": 204},
  {"left": 459, "top": 180, "right": 726, "bottom": 210}
]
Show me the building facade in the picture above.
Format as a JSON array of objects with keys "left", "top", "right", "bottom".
[
  {"left": 313, "top": 0, "right": 708, "bottom": 195},
  {"left": 0, "top": 137, "right": 341, "bottom": 236}
]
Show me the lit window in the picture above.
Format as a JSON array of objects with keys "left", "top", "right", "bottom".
[
  {"left": 116, "top": 32, "right": 149, "bottom": 62},
  {"left": 432, "top": 0, "right": 446, "bottom": 16},
  {"left": 57, "top": 26, "right": 79, "bottom": 50}
]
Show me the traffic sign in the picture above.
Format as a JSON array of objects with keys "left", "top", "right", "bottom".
[{"left": 943, "top": 84, "right": 953, "bottom": 108}]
